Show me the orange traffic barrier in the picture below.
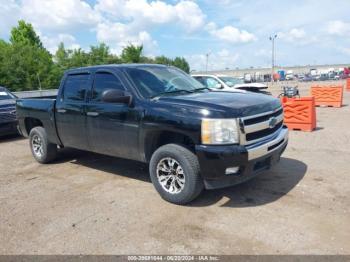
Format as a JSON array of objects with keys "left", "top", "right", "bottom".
[
  {"left": 346, "top": 78, "right": 350, "bottom": 91},
  {"left": 280, "top": 96, "right": 316, "bottom": 132},
  {"left": 310, "top": 86, "right": 343, "bottom": 107}
]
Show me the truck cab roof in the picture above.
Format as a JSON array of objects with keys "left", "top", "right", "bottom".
[{"left": 65, "top": 64, "right": 170, "bottom": 74}]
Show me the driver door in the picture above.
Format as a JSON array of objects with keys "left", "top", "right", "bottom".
[{"left": 86, "top": 70, "right": 140, "bottom": 160}]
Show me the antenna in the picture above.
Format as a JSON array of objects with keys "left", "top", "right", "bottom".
[{"left": 205, "top": 52, "right": 211, "bottom": 72}]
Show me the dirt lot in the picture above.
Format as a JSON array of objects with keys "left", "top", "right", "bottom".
[{"left": 0, "top": 80, "right": 349, "bottom": 255}]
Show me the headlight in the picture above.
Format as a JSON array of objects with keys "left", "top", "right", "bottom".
[{"left": 201, "top": 119, "right": 239, "bottom": 145}]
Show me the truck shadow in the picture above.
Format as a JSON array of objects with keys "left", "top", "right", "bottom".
[
  {"left": 0, "top": 134, "right": 25, "bottom": 143},
  {"left": 190, "top": 157, "right": 307, "bottom": 208},
  {"left": 55, "top": 148, "right": 150, "bottom": 183},
  {"left": 53, "top": 150, "right": 306, "bottom": 207}
]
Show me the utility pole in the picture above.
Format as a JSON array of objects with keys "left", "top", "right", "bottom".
[
  {"left": 269, "top": 34, "right": 277, "bottom": 84},
  {"left": 37, "top": 73, "right": 42, "bottom": 91},
  {"left": 205, "top": 52, "right": 211, "bottom": 72}
]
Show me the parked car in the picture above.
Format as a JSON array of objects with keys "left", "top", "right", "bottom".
[
  {"left": 285, "top": 74, "right": 294, "bottom": 81},
  {"left": 192, "top": 74, "right": 268, "bottom": 92},
  {"left": 296, "top": 74, "right": 304, "bottom": 81},
  {"left": 313, "top": 75, "right": 321, "bottom": 81},
  {"left": 263, "top": 74, "right": 271, "bottom": 82},
  {"left": 300, "top": 74, "right": 313, "bottom": 82},
  {"left": 0, "top": 86, "right": 18, "bottom": 136},
  {"left": 244, "top": 73, "right": 252, "bottom": 83},
  {"left": 328, "top": 72, "right": 336, "bottom": 80},
  {"left": 319, "top": 73, "right": 329, "bottom": 81},
  {"left": 17, "top": 64, "right": 288, "bottom": 204}
]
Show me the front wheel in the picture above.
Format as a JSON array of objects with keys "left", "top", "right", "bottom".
[
  {"left": 149, "top": 144, "right": 204, "bottom": 205},
  {"left": 29, "top": 127, "right": 57, "bottom": 164}
]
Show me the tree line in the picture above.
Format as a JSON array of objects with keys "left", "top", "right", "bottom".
[{"left": 0, "top": 20, "right": 190, "bottom": 92}]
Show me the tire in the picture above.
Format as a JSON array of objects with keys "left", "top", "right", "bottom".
[
  {"left": 149, "top": 144, "right": 204, "bottom": 205},
  {"left": 29, "top": 126, "right": 57, "bottom": 164}
]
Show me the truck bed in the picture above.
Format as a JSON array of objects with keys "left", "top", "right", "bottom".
[{"left": 16, "top": 98, "right": 61, "bottom": 145}]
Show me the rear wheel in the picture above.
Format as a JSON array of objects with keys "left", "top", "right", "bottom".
[
  {"left": 149, "top": 144, "right": 203, "bottom": 204},
  {"left": 29, "top": 127, "right": 57, "bottom": 164}
]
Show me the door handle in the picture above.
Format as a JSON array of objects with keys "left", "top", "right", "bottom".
[
  {"left": 87, "top": 112, "right": 99, "bottom": 117},
  {"left": 57, "top": 109, "right": 66, "bottom": 113}
]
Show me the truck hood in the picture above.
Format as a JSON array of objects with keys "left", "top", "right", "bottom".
[
  {"left": 156, "top": 90, "right": 281, "bottom": 118},
  {"left": 234, "top": 83, "right": 268, "bottom": 89},
  {"left": 0, "top": 99, "right": 16, "bottom": 107}
]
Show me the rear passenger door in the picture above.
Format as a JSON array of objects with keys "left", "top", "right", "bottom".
[{"left": 55, "top": 73, "right": 91, "bottom": 150}]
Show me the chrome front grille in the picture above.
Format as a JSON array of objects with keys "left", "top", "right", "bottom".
[{"left": 239, "top": 107, "right": 284, "bottom": 145}]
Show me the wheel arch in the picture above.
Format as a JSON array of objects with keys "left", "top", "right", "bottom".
[
  {"left": 144, "top": 130, "right": 197, "bottom": 163},
  {"left": 24, "top": 117, "right": 43, "bottom": 136}
]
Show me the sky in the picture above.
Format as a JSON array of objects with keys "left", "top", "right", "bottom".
[{"left": 1, "top": 0, "right": 350, "bottom": 71}]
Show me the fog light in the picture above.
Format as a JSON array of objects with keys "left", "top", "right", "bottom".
[{"left": 225, "top": 166, "right": 240, "bottom": 175}]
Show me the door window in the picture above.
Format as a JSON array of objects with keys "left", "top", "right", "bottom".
[
  {"left": 91, "top": 72, "right": 125, "bottom": 102},
  {"left": 204, "top": 77, "right": 221, "bottom": 88},
  {"left": 63, "top": 74, "right": 90, "bottom": 101}
]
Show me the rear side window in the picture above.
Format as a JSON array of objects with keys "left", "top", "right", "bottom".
[
  {"left": 91, "top": 72, "right": 125, "bottom": 102},
  {"left": 63, "top": 74, "right": 90, "bottom": 102}
]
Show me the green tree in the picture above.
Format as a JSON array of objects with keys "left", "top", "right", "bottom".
[
  {"left": 121, "top": 44, "right": 143, "bottom": 63},
  {"left": 106, "top": 53, "right": 123, "bottom": 64},
  {"left": 172, "top": 57, "right": 190, "bottom": 73},
  {"left": 68, "top": 48, "right": 89, "bottom": 68},
  {"left": 154, "top": 55, "right": 172, "bottom": 65},
  {"left": 0, "top": 21, "right": 59, "bottom": 91},
  {"left": 0, "top": 20, "right": 191, "bottom": 91},
  {"left": 53, "top": 43, "right": 123, "bottom": 74},
  {"left": 10, "top": 20, "right": 43, "bottom": 48},
  {"left": 0, "top": 42, "right": 59, "bottom": 91},
  {"left": 0, "top": 40, "right": 12, "bottom": 88},
  {"left": 139, "top": 56, "right": 155, "bottom": 64},
  {"left": 88, "top": 43, "right": 110, "bottom": 65},
  {"left": 54, "top": 42, "right": 70, "bottom": 69}
]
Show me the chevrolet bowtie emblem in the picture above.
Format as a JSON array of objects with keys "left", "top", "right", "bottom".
[{"left": 269, "top": 117, "right": 278, "bottom": 128}]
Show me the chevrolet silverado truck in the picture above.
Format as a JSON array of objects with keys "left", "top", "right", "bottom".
[{"left": 16, "top": 64, "right": 288, "bottom": 204}]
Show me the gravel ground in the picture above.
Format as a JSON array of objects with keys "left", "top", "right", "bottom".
[{"left": 0, "top": 80, "right": 349, "bottom": 255}]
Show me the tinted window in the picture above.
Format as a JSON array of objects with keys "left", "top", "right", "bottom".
[
  {"left": 204, "top": 77, "right": 220, "bottom": 88},
  {"left": 0, "top": 89, "right": 16, "bottom": 100},
  {"left": 64, "top": 74, "right": 90, "bottom": 101},
  {"left": 92, "top": 72, "right": 124, "bottom": 102}
]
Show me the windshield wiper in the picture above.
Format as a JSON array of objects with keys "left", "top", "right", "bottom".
[{"left": 151, "top": 89, "right": 194, "bottom": 99}]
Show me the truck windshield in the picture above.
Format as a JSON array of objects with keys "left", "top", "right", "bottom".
[
  {"left": 218, "top": 77, "right": 243, "bottom": 87},
  {"left": 0, "top": 89, "right": 16, "bottom": 100},
  {"left": 125, "top": 66, "right": 205, "bottom": 98}
]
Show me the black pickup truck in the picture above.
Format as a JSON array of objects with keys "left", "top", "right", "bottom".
[{"left": 17, "top": 64, "right": 288, "bottom": 204}]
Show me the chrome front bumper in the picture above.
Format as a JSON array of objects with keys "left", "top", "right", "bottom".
[{"left": 246, "top": 127, "right": 289, "bottom": 160}]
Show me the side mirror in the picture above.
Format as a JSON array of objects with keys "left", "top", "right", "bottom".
[
  {"left": 101, "top": 89, "right": 131, "bottom": 105},
  {"left": 215, "top": 83, "right": 223, "bottom": 89}
]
